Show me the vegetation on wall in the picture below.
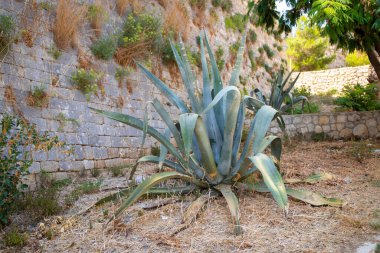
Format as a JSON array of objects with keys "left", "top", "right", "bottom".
[
  {"left": 88, "top": 1, "right": 107, "bottom": 37},
  {"left": 71, "top": 68, "right": 100, "bottom": 100},
  {"left": 345, "top": 50, "right": 370, "bottom": 67},
  {"left": 225, "top": 13, "right": 246, "bottom": 33},
  {"left": 26, "top": 86, "right": 49, "bottom": 108},
  {"left": 91, "top": 36, "right": 116, "bottom": 60},
  {"left": 262, "top": 44, "right": 274, "bottom": 58},
  {"left": 215, "top": 46, "right": 225, "bottom": 70},
  {"left": 0, "top": 114, "right": 63, "bottom": 226},
  {"left": 0, "top": 15, "right": 15, "bottom": 59},
  {"left": 53, "top": 0, "right": 86, "bottom": 50},
  {"left": 162, "top": 0, "right": 190, "bottom": 41},
  {"left": 335, "top": 83, "right": 380, "bottom": 111},
  {"left": 189, "top": 0, "right": 207, "bottom": 10},
  {"left": 211, "top": 0, "right": 233, "bottom": 12},
  {"left": 286, "top": 16, "right": 335, "bottom": 71}
]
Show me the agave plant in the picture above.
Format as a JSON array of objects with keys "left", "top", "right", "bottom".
[
  {"left": 252, "top": 71, "right": 309, "bottom": 127},
  {"left": 91, "top": 31, "right": 341, "bottom": 235}
]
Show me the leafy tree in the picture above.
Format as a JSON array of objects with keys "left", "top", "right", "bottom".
[
  {"left": 247, "top": 0, "right": 380, "bottom": 81},
  {"left": 345, "top": 50, "right": 370, "bottom": 66},
  {"left": 286, "top": 16, "right": 335, "bottom": 71}
]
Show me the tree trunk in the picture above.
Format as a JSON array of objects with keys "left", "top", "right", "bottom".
[{"left": 366, "top": 48, "right": 380, "bottom": 99}]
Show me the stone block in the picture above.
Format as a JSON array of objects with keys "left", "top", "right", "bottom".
[
  {"left": 314, "top": 125, "right": 323, "bottom": 133},
  {"left": 302, "top": 116, "right": 312, "bottom": 124},
  {"left": 322, "top": 125, "right": 330, "bottom": 132},
  {"left": 28, "top": 162, "right": 41, "bottom": 173},
  {"left": 59, "top": 161, "right": 84, "bottom": 171},
  {"left": 319, "top": 116, "right": 329, "bottom": 125},
  {"left": 40, "top": 161, "right": 60, "bottom": 172},
  {"left": 353, "top": 124, "right": 368, "bottom": 138},
  {"left": 339, "top": 128, "right": 352, "bottom": 138},
  {"left": 366, "top": 118, "right": 377, "bottom": 128},
  {"left": 83, "top": 160, "right": 95, "bottom": 170}
]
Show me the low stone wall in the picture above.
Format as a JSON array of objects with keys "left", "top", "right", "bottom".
[
  {"left": 269, "top": 111, "right": 380, "bottom": 139},
  {"left": 291, "top": 65, "right": 377, "bottom": 94}
]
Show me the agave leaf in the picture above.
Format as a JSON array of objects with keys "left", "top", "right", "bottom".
[
  {"left": 244, "top": 95, "right": 266, "bottom": 111},
  {"left": 281, "top": 95, "right": 309, "bottom": 112},
  {"left": 231, "top": 102, "right": 245, "bottom": 167},
  {"left": 158, "top": 129, "right": 170, "bottom": 170},
  {"left": 215, "top": 184, "right": 243, "bottom": 235},
  {"left": 218, "top": 89, "right": 241, "bottom": 176},
  {"left": 134, "top": 155, "right": 189, "bottom": 175},
  {"left": 202, "top": 86, "right": 240, "bottom": 115},
  {"left": 284, "top": 72, "right": 301, "bottom": 94},
  {"left": 91, "top": 108, "right": 186, "bottom": 167},
  {"left": 286, "top": 172, "right": 335, "bottom": 184},
  {"left": 152, "top": 99, "right": 185, "bottom": 155},
  {"left": 137, "top": 63, "right": 189, "bottom": 113},
  {"left": 140, "top": 102, "right": 152, "bottom": 152},
  {"left": 179, "top": 113, "right": 199, "bottom": 160},
  {"left": 286, "top": 188, "right": 343, "bottom": 207},
  {"left": 170, "top": 40, "right": 201, "bottom": 114},
  {"left": 254, "top": 135, "right": 282, "bottom": 163},
  {"left": 252, "top": 105, "right": 278, "bottom": 155},
  {"left": 249, "top": 153, "right": 288, "bottom": 212},
  {"left": 228, "top": 31, "right": 247, "bottom": 87},
  {"left": 109, "top": 172, "right": 193, "bottom": 223},
  {"left": 189, "top": 154, "right": 207, "bottom": 180},
  {"left": 253, "top": 88, "right": 266, "bottom": 104}
]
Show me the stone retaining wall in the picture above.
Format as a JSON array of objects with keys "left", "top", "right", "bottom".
[
  {"left": 291, "top": 65, "right": 377, "bottom": 94},
  {"left": 269, "top": 111, "right": 380, "bottom": 140}
]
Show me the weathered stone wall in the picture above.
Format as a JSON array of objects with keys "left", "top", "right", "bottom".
[
  {"left": 291, "top": 65, "right": 376, "bottom": 94},
  {"left": 269, "top": 111, "right": 380, "bottom": 140},
  {"left": 0, "top": 0, "right": 285, "bottom": 186}
]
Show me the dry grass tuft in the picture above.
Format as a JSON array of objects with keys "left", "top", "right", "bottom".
[
  {"left": 162, "top": 0, "right": 190, "bottom": 41},
  {"left": 53, "top": 0, "right": 86, "bottom": 50},
  {"left": 88, "top": 0, "right": 107, "bottom": 38},
  {"left": 115, "top": 41, "right": 151, "bottom": 67},
  {"left": 78, "top": 50, "right": 93, "bottom": 69},
  {"left": 116, "top": 0, "right": 143, "bottom": 16}
]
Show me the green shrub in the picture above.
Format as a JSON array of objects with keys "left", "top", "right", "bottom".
[
  {"left": 48, "top": 46, "right": 62, "bottom": 60},
  {"left": 311, "top": 132, "right": 328, "bottom": 142},
  {"left": 248, "top": 29, "right": 257, "bottom": 43},
  {"left": 4, "top": 226, "right": 28, "bottom": 247},
  {"left": 334, "top": 83, "right": 380, "bottom": 111},
  {"left": 317, "top": 88, "right": 339, "bottom": 97},
  {"left": 248, "top": 49, "right": 256, "bottom": 71},
  {"left": 71, "top": 68, "right": 100, "bottom": 100},
  {"left": 276, "top": 45, "right": 283, "bottom": 51},
  {"left": 111, "top": 166, "right": 124, "bottom": 177},
  {"left": 215, "top": 46, "right": 225, "bottom": 70},
  {"left": 286, "top": 102, "right": 320, "bottom": 114},
  {"left": 0, "top": 15, "right": 15, "bottom": 58},
  {"left": 225, "top": 13, "right": 245, "bottom": 33},
  {"left": 151, "top": 146, "right": 160, "bottom": 156},
  {"left": 115, "top": 67, "right": 131, "bottom": 81},
  {"left": 263, "top": 44, "right": 274, "bottom": 58},
  {"left": 189, "top": 0, "right": 207, "bottom": 10},
  {"left": 27, "top": 86, "right": 49, "bottom": 107},
  {"left": 229, "top": 41, "right": 240, "bottom": 57},
  {"left": 212, "top": 0, "right": 232, "bottom": 12},
  {"left": 91, "top": 36, "right": 116, "bottom": 60},
  {"left": 293, "top": 85, "right": 311, "bottom": 98},
  {"left": 258, "top": 47, "right": 264, "bottom": 54},
  {"left": 345, "top": 50, "right": 370, "bottom": 67},
  {"left": 0, "top": 114, "right": 62, "bottom": 226}
]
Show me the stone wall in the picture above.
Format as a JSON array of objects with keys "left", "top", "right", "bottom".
[
  {"left": 291, "top": 65, "right": 376, "bottom": 94},
  {"left": 269, "top": 111, "right": 380, "bottom": 140}
]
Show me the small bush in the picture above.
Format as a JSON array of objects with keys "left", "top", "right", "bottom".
[
  {"left": 53, "top": 0, "right": 86, "bottom": 50},
  {"left": 317, "top": 88, "right": 339, "bottom": 97},
  {"left": 212, "top": 0, "right": 232, "bottom": 12},
  {"left": 215, "top": 46, "right": 225, "bottom": 70},
  {"left": 263, "top": 44, "right": 274, "bottom": 58},
  {"left": 71, "top": 68, "right": 100, "bottom": 100},
  {"left": 111, "top": 166, "right": 124, "bottom": 177},
  {"left": 151, "top": 146, "right": 160, "bottom": 156},
  {"left": 248, "top": 50, "right": 256, "bottom": 71},
  {"left": 26, "top": 86, "right": 49, "bottom": 107},
  {"left": 0, "top": 15, "right": 15, "bottom": 58},
  {"left": 48, "top": 46, "right": 62, "bottom": 60},
  {"left": 286, "top": 102, "right": 319, "bottom": 114},
  {"left": 4, "top": 227, "right": 28, "bottom": 247},
  {"left": 258, "top": 47, "right": 264, "bottom": 54},
  {"left": 225, "top": 14, "right": 245, "bottom": 33},
  {"left": 91, "top": 36, "right": 116, "bottom": 60},
  {"left": 345, "top": 50, "right": 370, "bottom": 67},
  {"left": 334, "top": 83, "right": 380, "bottom": 111},
  {"left": 65, "top": 181, "right": 101, "bottom": 206},
  {"left": 0, "top": 115, "right": 62, "bottom": 226},
  {"left": 293, "top": 85, "right": 311, "bottom": 98},
  {"left": 311, "top": 132, "right": 328, "bottom": 142},
  {"left": 248, "top": 29, "right": 257, "bottom": 43},
  {"left": 115, "top": 12, "right": 162, "bottom": 66},
  {"left": 229, "top": 41, "right": 240, "bottom": 57},
  {"left": 189, "top": 0, "right": 207, "bottom": 10}
]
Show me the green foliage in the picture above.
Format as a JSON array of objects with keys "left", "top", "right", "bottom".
[
  {"left": 0, "top": 15, "right": 15, "bottom": 58},
  {"left": 39, "top": 1, "right": 54, "bottom": 11},
  {"left": 311, "top": 132, "right": 328, "bottom": 142},
  {"left": 115, "top": 67, "right": 131, "bottom": 81},
  {"left": 54, "top": 112, "right": 80, "bottom": 132},
  {"left": 239, "top": 75, "right": 248, "bottom": 86},
  {"left": 48, "top": 46, "right": 62, "bottom": 60},
  {"left": 120, "top": 13, "right": 161, "bottom": 46},
  {"left": 4, "top": 226, "right": 28, "bottom": 247},
  {"left": 88, "top": 3, "right": 105, "bottom": 21},
  {"left": 225, "top": 14, "right": 246, "bottom": 33},
  {"left": 28, "top": 86, "right": 49, "bottom": 107},
  {"left": 276, "top": 45, "right": 283, "bottom": 51},
  {"left": 334, "top": 83, "right": 380, "bottom": 111},
  {"left": 285, "top": 102, "right": 319, "bottom": 114},
  {"left": 262, "top": 44, "right": 274, "bottom": 58},
  {"left": 0, "top": 114, "right": 62, "bottom": 226},
  {"left": 215, "top": 46, "right": 225, "bottom": 70},
  {"left": 264, "top": 63, "right": 271, "bottom": 73},
  {"left": 258, "top": 47, "right": 264, "bottom": 54},
  {"left": 345, "top": 50, "right": 370, "bottom": 67},
  {"left": 293, "top": 85, "right": 311, "bottom": 98},
  {"left": 151, "top": 146, "right": 160, "bottom": 156},
  {"left": 189, "top": 0, "right": 207, "bottom": 10},
  {"left": 229, "top": 41, "right": 240, "bottom": 57},
  {"left": 286, "top": 16, "right": 335, "bottom": 71},
  {"left": 111, "top": 166, "right": 124, "bottom": 177},
  {"left": 71, "top": 68, "right": 100, "bottom": 101},
  {"left": 65, "top": 181, "right": 101, "bottom": 206},
  {"left": 248, "top": 49, "right": 256, "bottom": 71},
  {"left": 248, "top": 29, "right": 257, "bottom": 43},
  {"left": 212, "top": 0, "right": 233, "bottom": 12},
  {"left": 93, "top": 31, "right": 341, "bottom": 235},
  {"left": 91, "top": 36, "right": 116, "bottom": 60}
]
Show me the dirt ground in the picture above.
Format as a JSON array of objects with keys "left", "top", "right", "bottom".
[{"left": 1, "top": 140, "right": 380, "bottom": 253}]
